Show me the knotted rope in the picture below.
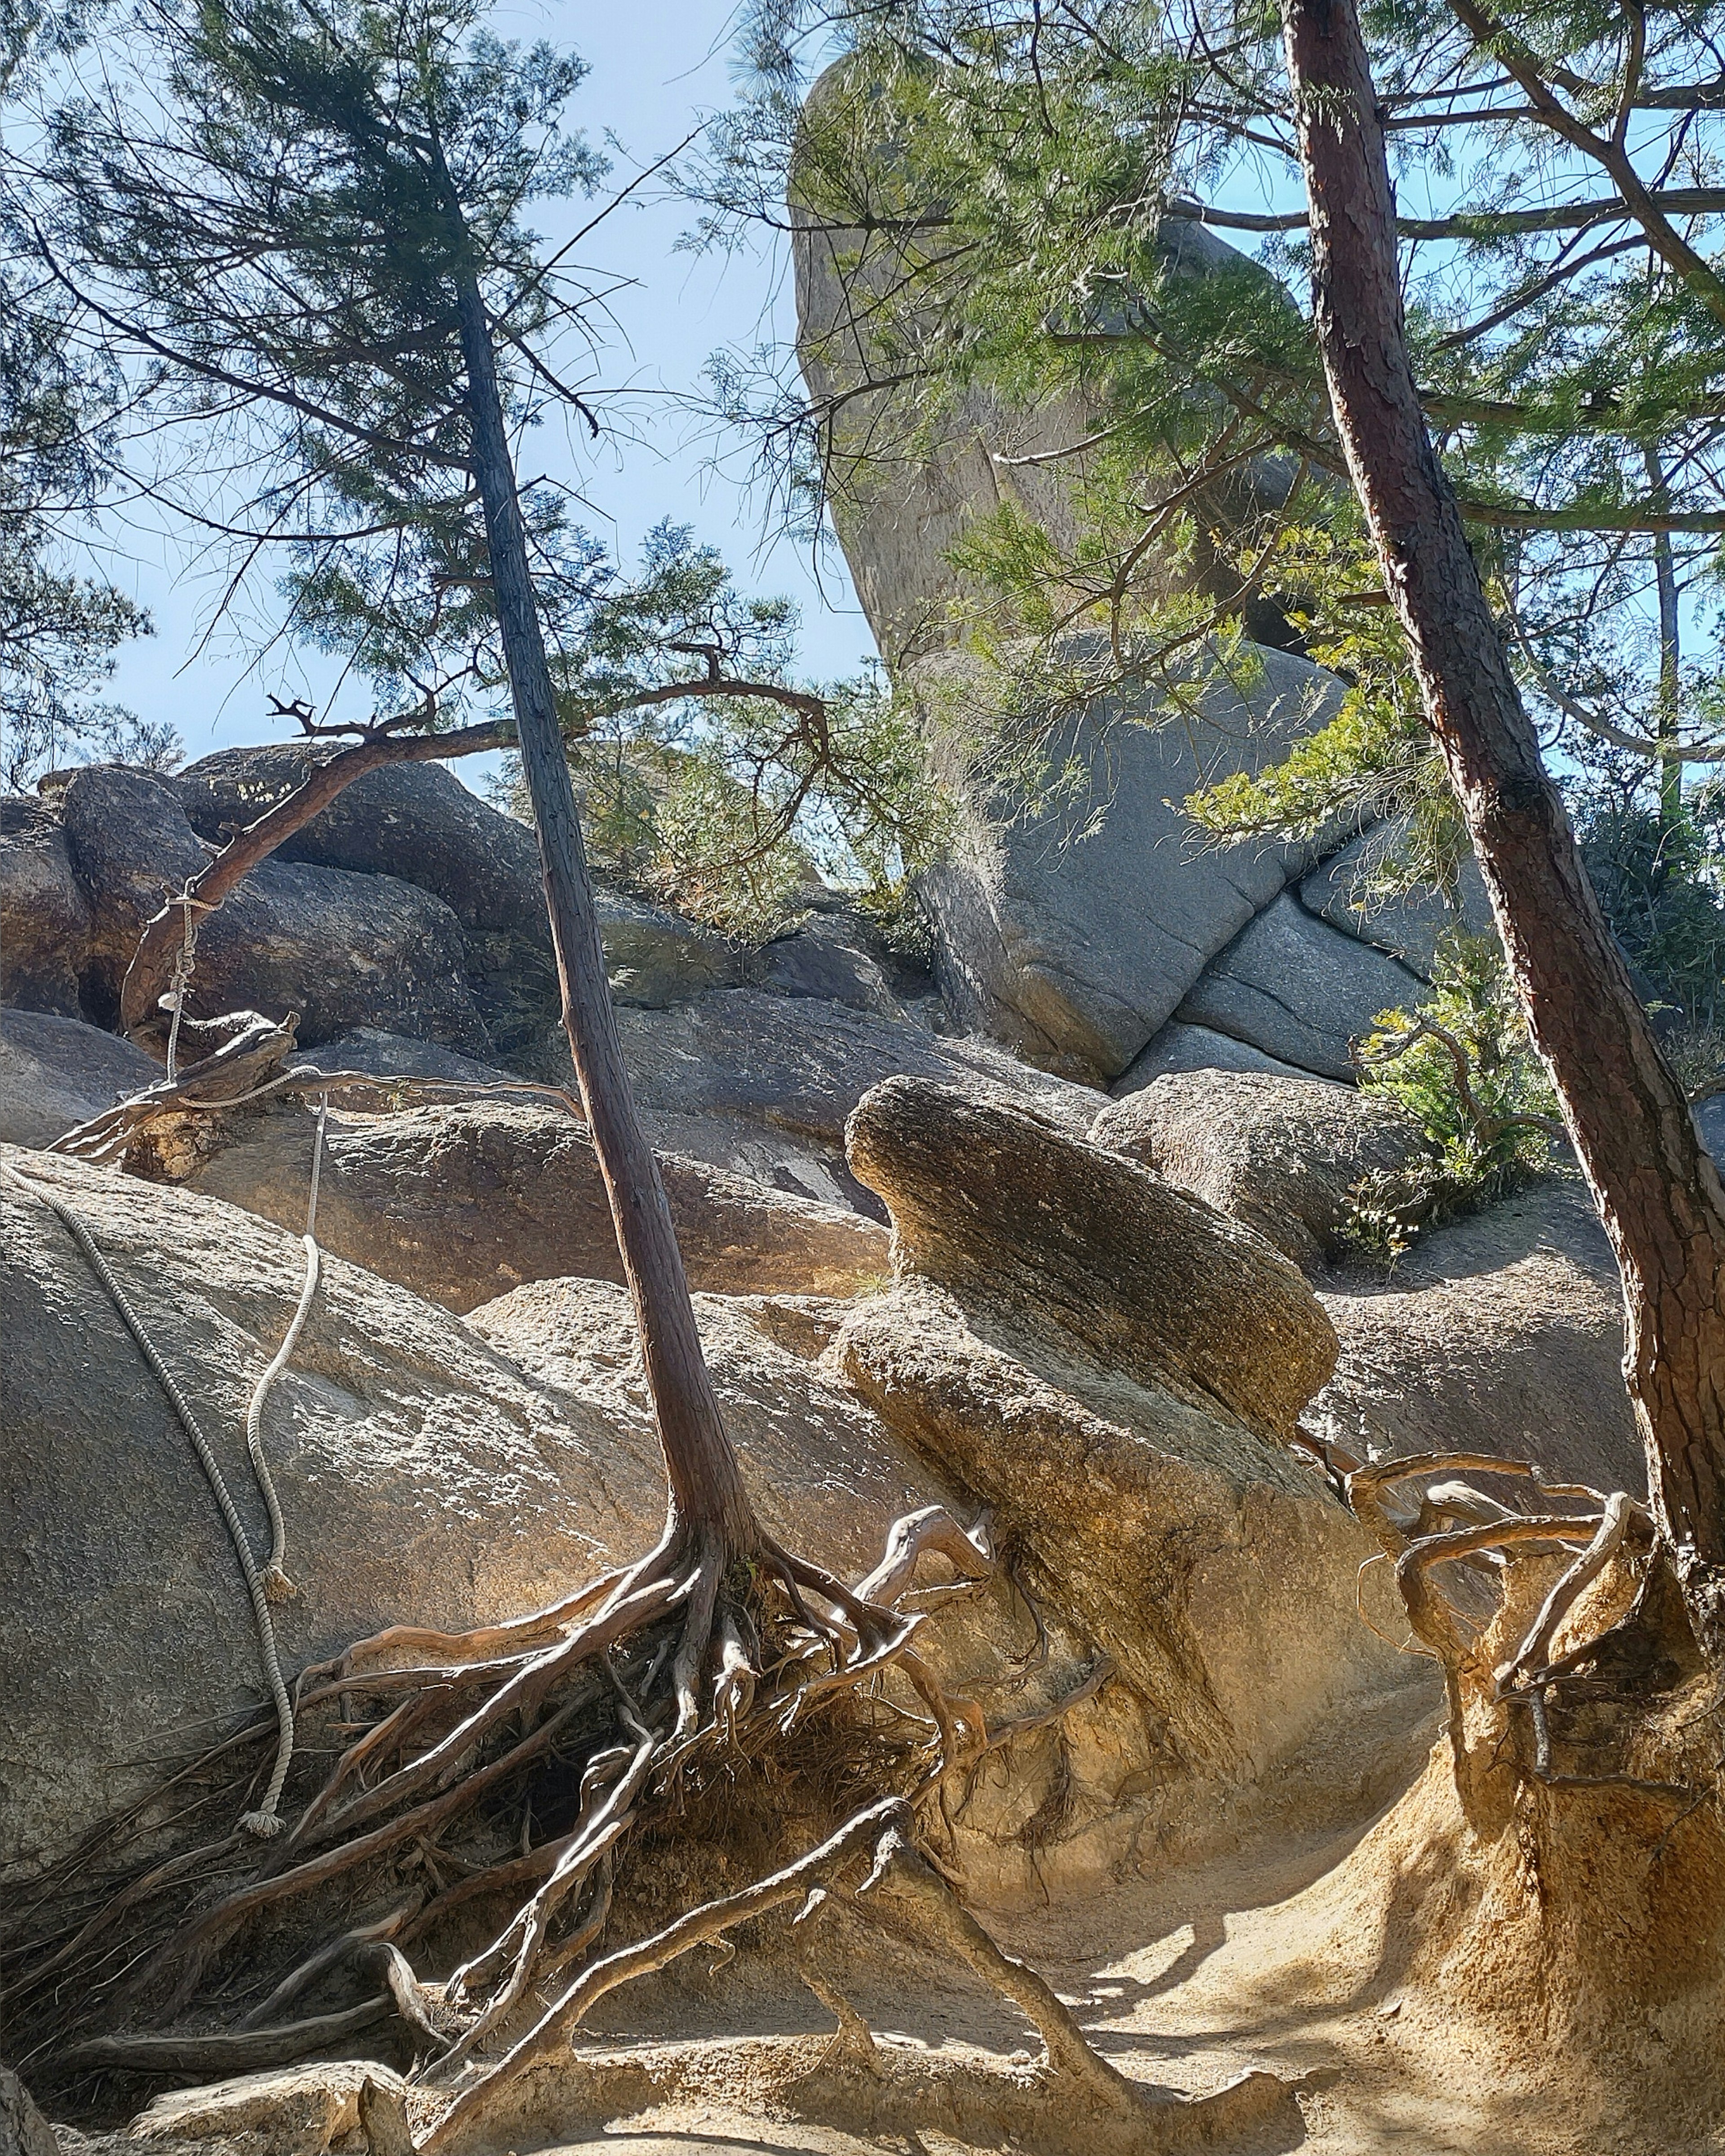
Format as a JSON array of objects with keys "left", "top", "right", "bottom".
[{"left": 6, "top": 1096, "right": 331, "bottom": 1839}]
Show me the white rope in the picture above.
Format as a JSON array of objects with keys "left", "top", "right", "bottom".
[
  {"left": 162, "top": 892, "right": 202, "bottom": 1084},
  {"left": 5, "top": 1161, "right": 308, "bottom": 1840}
]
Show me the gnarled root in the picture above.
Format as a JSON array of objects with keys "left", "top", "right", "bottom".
[
  {"left": 3, "top": 1504, "right": 992, "bottom": 2090},
  {"left": 413, "top": 1798, "right": 1297, "bottom": 2156}
]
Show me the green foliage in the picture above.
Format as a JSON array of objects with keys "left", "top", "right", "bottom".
[
  {"left": 1343, "top": 936, "right": 1562, "bottom": 1257},
  {"left": 1185, "top": 522, "right": 1468, "bottom": 905},
  {"left": 1568, "top": 755, "right": 1725, "bottom": 1035},
  {"left": 701, "top": 0, "right": 1725, "bottom": 867}
]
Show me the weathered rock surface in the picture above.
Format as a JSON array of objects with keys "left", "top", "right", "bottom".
[
  {"left": 1174, "top": 893, "right": 1424, "bottom": 1080},
  {"left": 921, "top": 647, "right": 1349, "bottom": 1081},
  {"left": 314, "top": 1027, "right": 524, "bottom": 1090},
  {"left": 1091, "top": 1069, "right": 1431, "bottom": 1271},
  {"left": 0, "top": 2067, "right": 57, "bottom": 2156},
  {"left": 1, "top": 1150, "right": 958, "bottom": 1874},
  {"left": 1300, "top": 820, "right": 1495, "bottom": 978},
  {"left": 0, "top": 798, "right": 91, "bottom": 1018},
  {"left": 836, "top": 1077, "right": 1424, "bottom": 1815},
  {"left": 524, "top": 987, "right": 1102, "bottom": 1215},
  {"left": 594, "top": 886, "right": 748, "bottom": 1009},
  {"left": 56, "top": 767, "right": 490, "bottom": 1052},
  {"left": 794, "top": 144, "right": 1475, "bottom": 1081},
  {"left": 1111, "top": 1020, "right": 1317, "bottom": 1090},
  {"left": 185, "top": 1098, "right": 892, "bottom": 1310},
  {"left": 1, "top": 1145, "right": 659, "bottom": 1869},
  {"left": 846, "top": 1077, "right": 1336, "bottom": 1439},
  {"left": 175, "top": 747, "right": 559, "bottom": 1054},
  {"left": 132, "top": 2064, "right": 408, "bottom": 2156},
  {"left": 0, "top": 1010, "right": 159, "bottom": 1150},
  {"left": 1309, "top": 1175, "right": 1643, "bottom": 1495}
]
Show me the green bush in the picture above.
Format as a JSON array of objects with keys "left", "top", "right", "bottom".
[{"left": 1343, "top": 935, "right": 1563, "bottom": 1259}]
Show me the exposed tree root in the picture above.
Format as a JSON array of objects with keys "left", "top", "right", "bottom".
[
  {"left": 1341, "top": 1449, "right": 1712, "bottom": 1817},
  {"left": 1, "top": 1502, "right": 1007, "bottom": 2121}
]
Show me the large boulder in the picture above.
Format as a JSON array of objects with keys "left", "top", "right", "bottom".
[
  {"left": 175, "top": 747, "right": 559, "bottom": 1053},
  {"left": 1091, "top": 1069, "right": 1431, "bottom": 1271},
  {"left": 2, "top": 1148, "right": 1145, "bottom": 1903},
  {"left": 845, "top": 1078, "right": 1336, "bottom": 1441},
  {"left": 920, "top": 648, "right": 1349, "bottom": 1081},
  {"left": 524, "top": 986, "right": 1103, "bottom": 1215},
  {"left": 1173, "top": 892, "right": 1425, "bottom": 1080},
  {"left": 0, "top": 797, "right": 91, "bottom": 1018},
  {"left": 55, "top": 765, "right": 490, "bottom": 1053},
  {"left": 835, "top": 1078, "right": 1425, "bottom": 1824},
  {"left": 1308, "top": 1175, "right": 1643, "bottom": 1495},
  {"left": 1300, "top": 818, "right": 1495, "bottom": 979},
  {"left": 184, "top": 1097, "right": 892, "bottom": 1310},
  {"left": 0, "top": 1009, "right": 158, "bottom": 1149}
]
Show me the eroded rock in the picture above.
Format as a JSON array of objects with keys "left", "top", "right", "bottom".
[
  {"left": 0, "top": 798, "right": 91, "bottom": 1019},
  {"left": 56, "top": 767, "right": 489, "bottom": 1053},
  {"left": 131, "top": 2063, "right": 408, "bottom": 2156},
  {"left": 834, "top": 1075, "right": 1424, "bottom": 1820},
  {"left": 184, "top": 1098, "right": 892, "bottom": 1310},
  {"left": 845, "top": 1076, "right": 1336, "bottom": 1439},
  {"left": 0, "top": 1009, "right": 159, "bottom": 1150},
  {"left": 1091, "top": 1069, "right": 1430, "bottom": 1271}
]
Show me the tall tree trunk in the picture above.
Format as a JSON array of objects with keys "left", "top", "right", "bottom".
[
  {"left": 454, "top": 271, "right": 759, "bottom": 1556},
  {"left": 1280, "top": 0, "right": 1725, "bottom": 1636}
]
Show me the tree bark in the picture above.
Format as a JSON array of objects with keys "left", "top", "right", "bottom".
[
  {"left": 453, "top": 271, "right": 758, "bottom": 1555},
  {"left": 1280, "top": 0, "right": 1725, "bottom": 1628}
]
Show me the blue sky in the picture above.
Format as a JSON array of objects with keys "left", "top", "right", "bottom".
[{"left": 96, "top": 0, "right": 872, "bottom": 774}]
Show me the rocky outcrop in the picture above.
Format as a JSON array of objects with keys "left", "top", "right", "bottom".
[
  {"left": 184, "top": 1097, "right": 891, "bottom": 1310},
  {"left": 920, "top": 648, "right": 1353, "bottom": 1081},
  {"left": 836, "top": 1077, "right": 1423, "bottom": 1816},
  {"left": 0, "top": 798, "right": 91, "bottom": 1018},
  {"left": 1309, "top": 1175, "right": 1643, "bottom": 1495},
  {"left": 526, "top": 986, "right": 1102, "bottom": 1215},
  {"left": 1172, "top": 892, "right": 1424, "bottom": 1081},
  {"left": 174, "top": 746, "right": 560, "bottom": 1054},
  {"left": 794, "top": 129, "right": 1492, "bottom": 1078},
  {"left": 55, "top": 766, "right": 491, "bottom": 1052},
  {"left": 1092, "top": 1069, "right": 1430, "bottom": 1271},
  {"left": 0, "top": 1010, "right": 159, "bottom": 1149}
]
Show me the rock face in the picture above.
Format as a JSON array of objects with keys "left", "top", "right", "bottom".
[
  {"left": 185, "top": 1098, "right": 892, "bottom": 1310},
  {"left": 794, "top": 138, "right": 1490, "bottom": 1079},
  {"left": 1091, "top": 1069, "right": 1431, "bottom": 1271},
  {"left": 174, "top": 746, "right": 560, "bottom": 1054},
  {"left": 56, "top": 765, "right": 490, "bottom": 1052},
  {"left": 1, "top": 1144, "right": 659, "bottom": 1868},
  {"left": 1172, "top": 892, "right": 1425, "bottom": 1081},
  {"left": 920, "top": 648, "right": 1352, "bottom": 1081},
  {"left": 0, "top": 798, "right": 91, "bottom": 1018},
  {"left": 1300, "top": 820, "right": 1495, "bottom": 977},
  {"left": 0, "top": 1010, "right": 159, "bottom": 1150},
  {"left": 1309, "top": 1176, "right": 1644, "bottom": 1495},
  {"left": 526, "top": 986, "right": 1102, "bottom": 1215},
  {"left": 836, "top": 1077, "right": 1423, "bottom": 1813}
]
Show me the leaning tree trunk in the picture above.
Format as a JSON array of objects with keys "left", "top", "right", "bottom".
[
  {"left": 1280, "top": 0, "right": 1725, "bottom": 1639},
  {"left": 453, "top": 272, "right": 758, "bottom": 1557}
]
